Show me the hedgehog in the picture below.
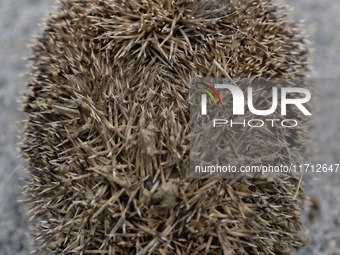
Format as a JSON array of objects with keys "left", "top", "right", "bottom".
[{"left": 21, "top": 0, "right": 311, "bottom": 254}]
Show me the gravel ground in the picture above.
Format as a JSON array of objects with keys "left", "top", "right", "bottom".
[
  {"left": 0, "top": 0, "right": 339, "bottom": 254},
  {"left": 0, "top": 1, "right": 55, "bottom": 254}
]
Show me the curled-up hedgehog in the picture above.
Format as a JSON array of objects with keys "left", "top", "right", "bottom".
[{"left": 21, "top": 0, "right": 311, "bottom": 254}]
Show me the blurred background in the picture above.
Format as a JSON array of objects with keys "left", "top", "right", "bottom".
[{"left": 0, "top": 0, "right": 339, "bottom": 254}]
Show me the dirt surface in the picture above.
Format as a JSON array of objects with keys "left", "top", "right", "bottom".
[{"left": 0, "top": 0, "right": 339, "bottom": 254}]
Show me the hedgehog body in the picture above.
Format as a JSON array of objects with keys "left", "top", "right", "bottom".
[{"left": 22, "top": 0, "right": 310, "bottom": 254}]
